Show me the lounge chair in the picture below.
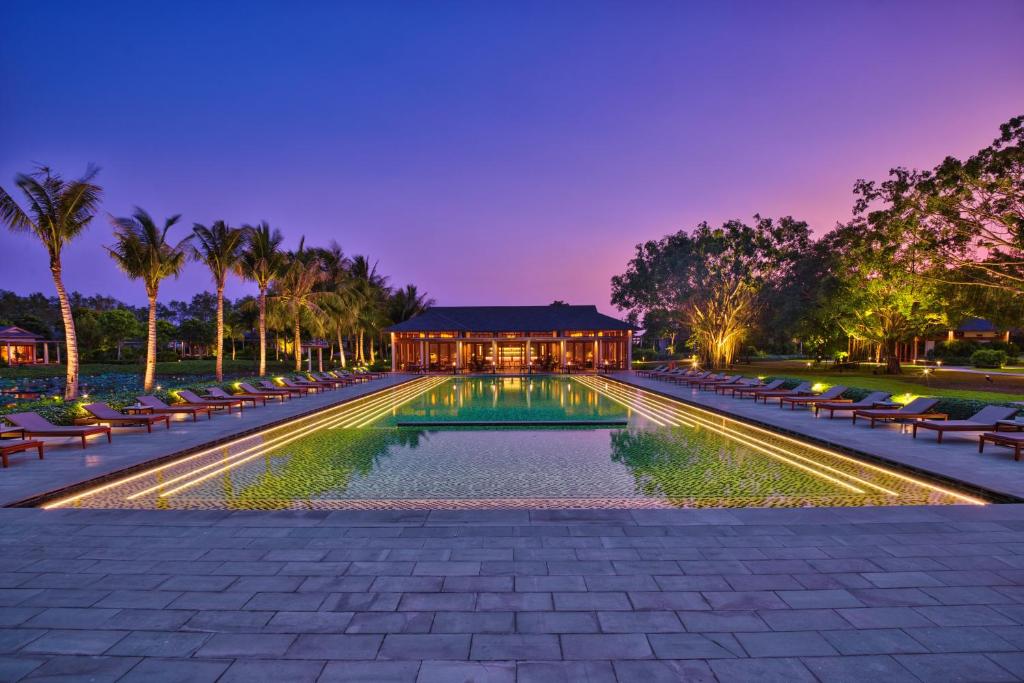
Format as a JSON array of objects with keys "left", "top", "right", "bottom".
[
  {"left": 696, "top": 375, "right": 741, "bottom": 391},
  {"left": 678, "top": 371, "right": 717, "bottom": 386},
  {"left": 305, "top": 373, "right": 345, "bottom": 388},
  {"left": 314, "top": 372, "right": 352, "bottom": 386},
  {"left": 979, "top": 432, "right": 1024, "bottom": 461},
  {"left": 0, "top": 439, "right": 44, "bottom": 468},
  {"left": 206, "top": 387, "right": 266, "bottom": 407},
  {"left": 175, "top": 389, "right": 244, "bottom": 414},
  {"left": 852, "top": 397, "right": 945, "bottom": 428},
  {"left": 3, "top": 412, "right": 111, "bottom": 449},
  {"left": 334, "top": 370, "right": 370, "bottom": 383},
  {"left": 731, "top": 379, "right": 785, "bottom": 399},
  {"left": 137, "top": 396, "right": 213, "bottom": 421},
  {"left": 83, "top": 403, "right": 171, "bottom": 432},
  {"left": 261, "top": 379, "right": 310, "bottom": 396},
  {"left": 238, "top": 382, "right": 291, "bottom": 401},
  {"left": 913, "top": 406, "right": 1018, "bottom": 443},
  {"left": 280, "top": 377, "right": 324, "bottom": 393},
  {"left": 714, "top": 378, "right": 760, "bottom": 395},
  {"left": 778, "top": 386, "right": 848, "bottom": 410},
  {"left": 636, "top": 365, "right": 667, "bottom": 378},
  {"left": 753, "top": 382, "right": 814, "bottom": 404},
  {"left": 813, "top": 392, "right": 892, "bottom": 418}
]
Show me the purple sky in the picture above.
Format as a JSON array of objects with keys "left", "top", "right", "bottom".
[{"left": 1, "top": 1, "right": 1021, "bottom": 315}]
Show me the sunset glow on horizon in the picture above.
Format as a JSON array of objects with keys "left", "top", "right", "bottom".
[{"left": 2, "top": 1, "right": 1021, "bottom": 313}]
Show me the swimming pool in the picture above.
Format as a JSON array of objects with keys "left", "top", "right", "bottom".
[{"left": 44, "top": 376, "right": 984, "bottom": 509}]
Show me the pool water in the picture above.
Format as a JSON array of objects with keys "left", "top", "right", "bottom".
[{"left": 48, "top": 376, "right": 983, "bottom": 510}]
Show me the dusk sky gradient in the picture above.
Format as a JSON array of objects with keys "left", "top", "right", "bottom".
[{"left": 1, "top": 1, "right": 1022, "bottom": 315}]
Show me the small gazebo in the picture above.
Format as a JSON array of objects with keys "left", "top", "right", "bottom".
[{"left": 0, "top": 326, "right": 63, "bottom": 366}]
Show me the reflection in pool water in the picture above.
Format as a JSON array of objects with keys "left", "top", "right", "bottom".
[{"left": 47, "top": 376, "right": 983, "bottom": 509}]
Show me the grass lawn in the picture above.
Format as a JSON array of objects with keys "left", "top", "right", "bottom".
[
  {"left": 0, "top": 358, "right": 301, "bottom": 380},
  {"left": 745, "top": 360, "right": 1024, "bottom": 402}
]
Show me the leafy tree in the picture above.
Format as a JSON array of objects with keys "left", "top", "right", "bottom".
[
  {"left": 0, "top": 165, "right": 102, "bottom": 397},
  {"left": 190, "top": 221, "right": 245, "bottom": 381},
  {"left": 106, "top": 209, "right": 191, "bottom": 390},
  {"left": 822, "top": 203, "right": 949, "bottom": 374},
  {"left": 96, "top": 309, "right": 143, "bottom": 357},
  {"left": 239, "top": 222, "right": 286, "bottom": 376},
  {"left": 914, "top": 115, "right": 1024, "bottom": 297},
  {"left": 612, "top": 216, "right": 811, "bottom": 367}
]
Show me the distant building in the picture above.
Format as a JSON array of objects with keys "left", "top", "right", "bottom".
[
  {"left": 922, "top": 318, "right": 1012, "bottom": 356},
  {"left": 0, "top": 326, "right": 62, "bottom": 366},
  {"left": 386, "top": 305, "right": 633, "bottom": 372}
]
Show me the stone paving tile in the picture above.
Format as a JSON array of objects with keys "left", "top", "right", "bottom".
[
  {"left": 894, "top": 653, "right": 1019, "bottom": 682},
  {"left": 801, "top": 654, "right": 921, "bottom": 683},
  {"left": 3, "top": 506, "right": 1024, "bottom": 678}
]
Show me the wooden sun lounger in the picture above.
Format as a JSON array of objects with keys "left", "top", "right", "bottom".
[
  {"left": 3, "top": 412, "right": 111, "bottom": 449},
  {"left": 0, "top": 439, "right": 44, "bottom": 468},
  {"left": 697, "top": 375, "right": 741, "bottom": 390},
  {"left": 754, "top": 382, "right": 814, "bottom": 404},
  {"left": 313, "top": 372, "right": 351, "bottom": 387},
  {"left": 261, "top": 379, "right": 310, "bottom": 396},
  {"left": 303, "top": 374, "right": 344, "bottom": 388},
  {"left": 280, "top": 378, "right": 324, "bottom": 393},
  {"left": 138, "top": 396, "right": 213, "bottom": 420},
  {"left": 237, "top": 383, "right": 291, "bottom": 401},
  {"left": 83, "top": 403, "right": 171, "bottom": 432},
  {"left": 714, "top": 379, "right": 760, "bottom": 395},
  {"left": 677, "top": 372, "right": 716, "bottom": 386},
  {"left": 206, "top": 387, "right": 266, "bottom": 407},
  {"left": 913, "top": 406, "right": 1018, "bottom": 443},
  {"left": 980, "top": 432, "right": 1024, "bottom": 461},
  {"left": 731, "top": 380, "right": 785, "bottom": 398},
  {"left": 778, "top": 386, "right": 848, "bottom": 410},
  {"left": 176, "top": 390, "right": 243, "bottom": 413},
  {"left": 813, "top": 392, "right": 891, "bottom": 418},
  {"left": 852, "top": 397, "right": 945, "bottom": 428},
  {"left": 636, "top": 365, "right": 667, "bottom": 377}
]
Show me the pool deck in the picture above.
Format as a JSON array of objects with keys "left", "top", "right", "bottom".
[
  {"left": 0, "top": 505, "right": 1023, "bottom": 681},
  {"left": 0, "top": 375, "right": 414, "bottom": 508},
  {"left": 611, "top": 373, "right": 1024, "bottom": 503}
]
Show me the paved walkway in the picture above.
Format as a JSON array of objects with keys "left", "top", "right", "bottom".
[
  {"left": 612, "top": 373, "right": 1024, "bottom": 502},
  {"left": 0, "top": 505, "right": 1022, "bottom": 681},
  {"left": 0, "top": 376, "right": 413, "bottom": 507}
]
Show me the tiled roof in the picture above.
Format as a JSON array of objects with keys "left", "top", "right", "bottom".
[
  {"left": 0, "top": 326, "right": 43, "bottom": 341},
  {"left": 386, "top": 306, "right": 631, "bottom": 333}
]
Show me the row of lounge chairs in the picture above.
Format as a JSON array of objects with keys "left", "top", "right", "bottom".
[
  {"left": 0, "top": 370, "right": 386, "bottom": 466},
  {"left": 640, "top": 366, "right": 1024, "bottom": 459}
]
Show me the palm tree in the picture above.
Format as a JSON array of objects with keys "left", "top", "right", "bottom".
[
  {"left": 268, "top": 241, "right": 331, "bottom": 371},
  {"left": 106, "top": 208, "right": 191, "bottom": 392},
  {"left": 348, "top": 255, "right": 389, "bottom": 363},
  {"left": 0, "top": 166, "right": 102, "bottom": 398},
  {"left": 389, "top": 284, "right": 434, "bottom": 323},
  {"left": 310, "top": 242, "right": 355, "bottom": 367},
  {"left": 190, "top": 221, "right": 245, "bottom": 381},
  {"left": 239, "top": 222, "right": 285, "bottom": 376}
]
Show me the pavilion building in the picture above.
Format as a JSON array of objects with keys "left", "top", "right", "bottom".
[
  {"left": 0, "top": 326, "right": 63, "bottom": 366},
  {"left": 386, "top": 305, "right": 633, "bottom": 373}
]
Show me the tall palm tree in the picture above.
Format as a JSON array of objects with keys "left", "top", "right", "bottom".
[
  {"left": 268, "top": 241, "right": 331, "bottom": 371},
  {"left": 389, "top": 284, "right": 434, "bottom": 323},
  {"left": 106, "top": 209, "right": 191, "bottom": 392},
  {"left": 239, "top": 222, "right": 285, "bottom": 376},
  {"left": 190, "top": 221, "right": 244, "bottom": 381},
  {"left": 311, "top": 242, "right": 355, "bottom": 367},
  {"left": 0, "top": 166, "right": 102, "bottom": 398},
  {"left": 348, "top": 255, "right": 389, "bottom": 363}
]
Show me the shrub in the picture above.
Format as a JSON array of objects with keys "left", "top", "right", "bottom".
[
  {"left": 970, "top": 349, "right": 1007, "bottom": 368},
  {"left": 934, "top": 340, "right": 979, "bottom": 359}
]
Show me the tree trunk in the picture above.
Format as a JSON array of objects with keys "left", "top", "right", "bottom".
[
  {"left": 144, "top": 290, "right": 158, "bottom": 392},
  {"left": 338, "top": 331, "right": 347, "bottom": 368},
  {"left": 215, "top": 283, "right": 225, "bottom": 382},
  {"left": 293, "top": 318, "right": 302, "bottom": 371},
  {"left": 885, "top": 339, "right": 902, "bottom": 374},
  {"left": 51, "top": 262, "right": 79, "bottom": 399},
  {"left": 369, "top": 335, "right": 376, "bottom": 364},
  {"left": 231, "top": 337, "right": 236, "bottom": 360},
  {"left": 258, "top": 287, "right": 267, "bottom": 376}
]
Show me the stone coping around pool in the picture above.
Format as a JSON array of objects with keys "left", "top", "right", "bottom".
[
  {"left": 608, "top": 373, "right": 1023, "bottom": 505},
  {"left": 5, "top": 375, "right": 419, "bottom": 509}
]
